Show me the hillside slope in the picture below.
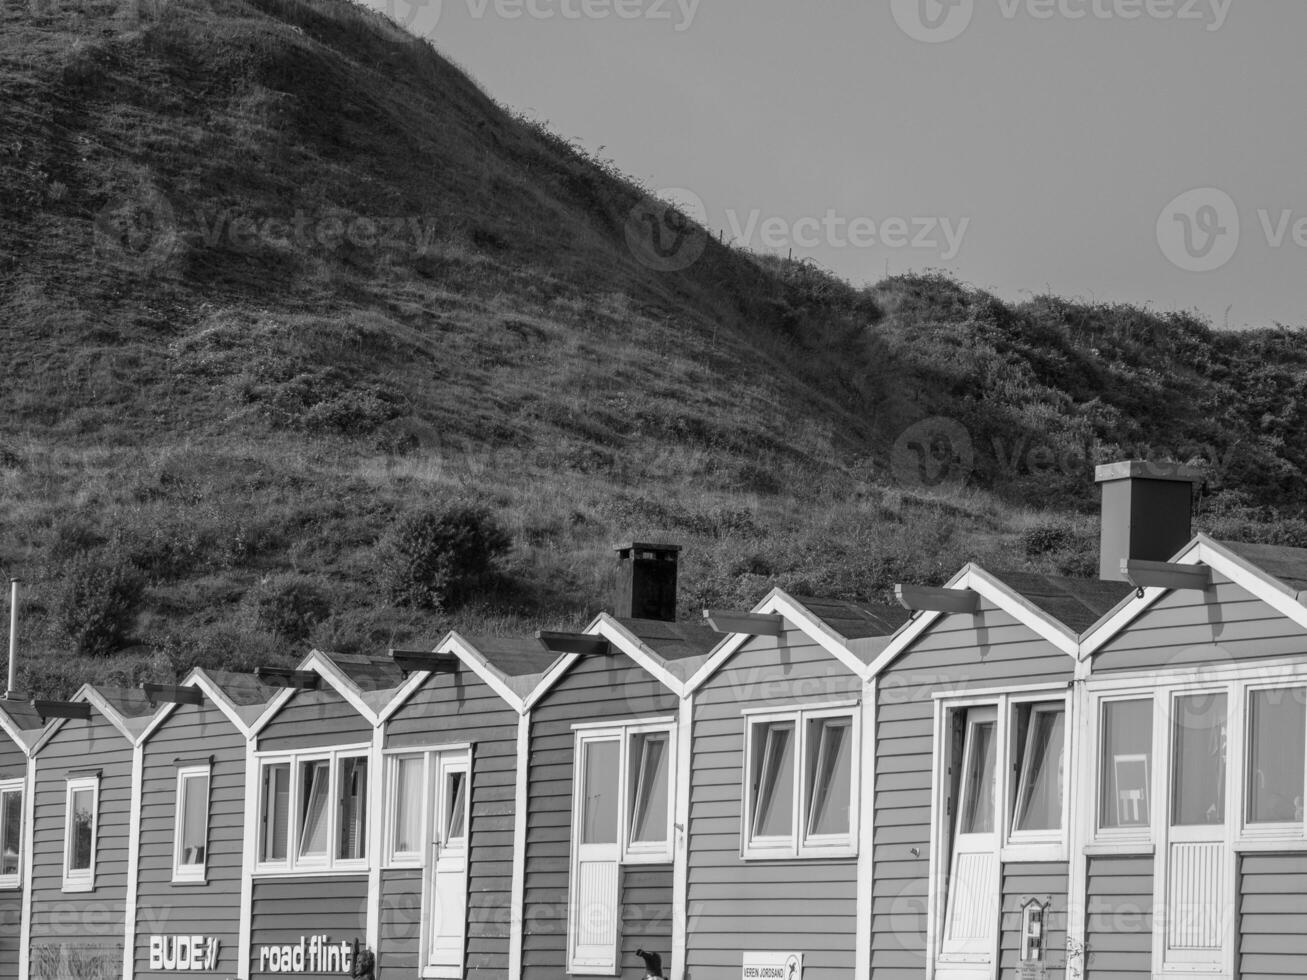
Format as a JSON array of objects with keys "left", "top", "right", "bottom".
[{"left": 1, "top": 0, "right": 1305, "bottom": 695}]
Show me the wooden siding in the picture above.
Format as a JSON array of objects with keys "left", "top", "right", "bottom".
[
  {"left": 384, "top": 668, "right": 521, "bottom": 980},
  {"left": 870, "top": 602, "right": 1075, "bottom": 980},
  {"left": 523, "top": 655, "right": 678, "bottom": 980},
  {"left": 999, "top": 863, "right": 1067, "bottom": 978},
  {"left": 28, "top": 713, "right": 134, "bottom": 980},
  {"left": 0, "top": 732, "right": 26, "bottom": 980},
  {"left": 1094, "top": 573, "right": 1307, "bottom": 672},
  {"left": 257, "top": 690, "right": 371, "bottom": 752},
  {"left": 686, "top": 629, "right": 863, "bottom": 980},
  {"left": 378, "top": 869, "right": 423, "bottom": 976},
  {"left": 620, "top": 867, "right": 672, "bottom": 978},
  {"left": 134, "top": 701, "right": 246, "bottom": 979},
  {"left": 249, "top": 876, "right": 368, "bottom": 977},
  {"left": 1238, "top": 852, "right": 1307, "bottom": 979},
  {"left": 1083, "top": 855, "right": 1153, "bottom": 980}
]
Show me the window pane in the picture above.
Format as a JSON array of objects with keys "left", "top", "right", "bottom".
[
  {"left": 393, "top": 756, "right": 423, "bottom": 854},
  {"left": 752, "top": 722, "right": 795, "bottom": 839},
  {"left": 298, "top": 761, "right": 331, "bottom": 858},
  {"left": 445, "top": 770, "right": 467, "bottom": 841},
  {"left": 959, "top": 719, "right": 996, "bottom": 834},
  {"left": 581, "top": 740, "right": 620, "bottom": 844},
  {"left": 1248, "top": 688, "right": 1306, "bottom": 823},
  {"left": 70, "top": 788, "right": 94, "bottom": 872},
  {"left": 1172, "top": 693, "right": 1228, "bottom": 826},
  {"left": 262, "top": 764, "right": 290, "bottom": 862},
  {"left": 337, "top": 757, "right": 368, "bottom": 861},
  {"left": 629, "top": 733, "right": 670, "bottom": 845},
  {"left": 179, "top": 774, "right": 208, "bottom": 866},
  {"left": 1, "top": 791, "right": 20, "bottom": 876},
  {"left": 1014, "top": 707, "right": 1065, "bottom": 832},
  {"left": 806, "top": 718, "right": 853, "bottom": 837},
  {"left": 1100, "top": 699, "right": 1152, "bottom": 829}
]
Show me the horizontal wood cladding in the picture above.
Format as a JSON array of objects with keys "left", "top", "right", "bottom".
[
  {"left": 1084, "top": 855, "right": 1153, "bottom": 980},
  {"left": 687, "top": 630, "right": 862, "bottom": 980},
  {"left": 385, "top": 668, "right": 522, "bottom": 980},
  {"left": 28, "top": 712, "right": 134, "bottom": 972},
  {"left": 0, "top": 892, "right": 20, "bottom": 980},
  {"left": 523, "top": 655, "right": 678, "bottom": 980},
  {"left": 249, "top": 877, "right": 368, "bottom": 979},
  {"left": 258, "top": 690, "right": 371, "bottom": 752},
  {"left": 870, "top": 602, "right": 1074, "bottom": 980},
  {"left": 1093, "top": 573, "right": 1307, "bottom": 672},
  {"left": 378, "top": 870, "right": 422, "bottom": 976},
  {"left": 1238, "top": 852, "right": 1307, "bottom": 979},
  {"left": 0, "top": 734, "right": 25, "bottom": 782},
  {"left": 999, "top": 862, "right": 1067, "bottom": 979},
  {"left": 134, "top": 702, "right": 247, "bottom": 979}
]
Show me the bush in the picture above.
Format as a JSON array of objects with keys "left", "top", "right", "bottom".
[
  {"left": 55, "top": 548, "right": 145, "bottom": 656},
  {"left": 247, "top": 576, "right": 332, "bottom": 642},
  {"left": 377, "top": 506, "right": 512, "bottom": 610}
]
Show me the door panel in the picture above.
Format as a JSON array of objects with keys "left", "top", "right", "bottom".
[
  {"left": 426, "top": 752, "right": 469, "bottom": 978},
  {"left": 570, "top": 736, "right": 622, "bottom": 973}
]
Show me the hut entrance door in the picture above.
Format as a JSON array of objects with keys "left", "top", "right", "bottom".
[
  {"left": 937, "top": 707, "right": 1000, "bottom": 980},
  {"left": 425, "top": 750, "right": 470, "bottom": 978},
  {"left": 568, "top": 734, "right": 622, "bottom": 973}
]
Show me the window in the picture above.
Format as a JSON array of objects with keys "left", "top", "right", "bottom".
[
  {"left": 388, "top": 754, "right": 425, "bottom": 865},
  {"left": 1099, "top": 698, "right": 1152, "bottom": 832},
  {"left": 743, "top": 706, "right": 859, "bottom": 858},
  {"left": 628, "top": 732, "right": 670, "bottom": 847},
  {"left": 1012, "top": 704, "right": 1065, "bottom": 835},
  {"left": 255, "top": 747, "right": 370, "bottom": 873},
  {"left": 1171, "top": 693, "right": 1227, "bottom": 826},
  {"left": 1247, "top": 686, "right": 1305, "bottom": 826},
  {"left": 173, "top": 766, "right": 210, "bottom": 883},
  {"left": 570, "top": 722, "right": 676, "bottom": 865},
  {"left": 0, "top": 780, "right": 22, "bottom": 889},
  {"left": 63, "top": 777, "right": 98, "bottom": 892}
]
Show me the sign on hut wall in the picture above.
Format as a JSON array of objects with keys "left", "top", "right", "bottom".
[
  {"left": 148, "top": 936, "right": 221, "bottom": 971},
  {"left": 256, "top": 936, "right": 356, "bottom": 974},
  {"left": 742, "top": 952, "right": 803, "bottom": 980}
]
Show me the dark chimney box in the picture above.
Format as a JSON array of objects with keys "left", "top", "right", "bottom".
[
  {"left": 1096, "top": 460, "right": 1203, "bottom": 582},
  {"left": 614, "top": 543, "right": 680, "bottom": 622}
]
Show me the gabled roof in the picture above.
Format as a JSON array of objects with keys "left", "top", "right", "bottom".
[
  {"left": 611, "top": 617, "right": 720, "bottom": 682},
  {"left": 685, "top": 589, "right": 911, "bottom": 693},
  {"left": 380, "top": 633, "right": 561, "bottom": 719},
  {"left": 984, "top": 570, "right": 1133, "bottom": 635},
  {"left": 0, "top": 696, "right": 44, "bottom": 753},
  {"left": 33, "top": 684, "right": 157, "bottom": 753},
  {"left": 139, "top": 669, "right": 284, "bottom": 743},
  {"left": 1216, "top": 539, "right": 1307, "bottom": 593}
]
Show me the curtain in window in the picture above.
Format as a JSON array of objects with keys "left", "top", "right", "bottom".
[
  {"left": 393, "top": 756, "right": 423, "bottom": 854},
  {"left": 180, "top": 774, "right": 209, "bottom": 865},
  {"left": 263, "top": 764, "right": 290, "bottom": 862},
  {"left": 753, "top": 723, "right": 796, "bottom": 838},
  {"left": 1100, "top": 699, "right": 1152, "bottom": 829},
  {"left": 629, "top": 733, "right": 669, "bottom": 845},
  {"left": 1, "top": 791, "right": 20, "bottom": 875},
  {"left": 299, "top": 761, "right": 331, "bottom": 858},
  {"left": 1248, "top": 688, "right": 1306, "bottom": 823},
  {"left": 337, "top": 757, "right": 368, "bottom": 861},
  {"left": 581, "top": 740, "right": 620, "bottom": 845},
  {"left": 1014, "top": 708, "right": 1064, "bottom": 832},
  {"left": 70, "top": 789, "right": 94, "bottom": 871},
  {"left": 806, "top": 718, "right": 852, "bottom": 837},
  {"left": 1172, "top": 693, "right": 1227, "bottom": 826}
]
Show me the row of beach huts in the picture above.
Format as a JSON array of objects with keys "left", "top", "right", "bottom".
[{"left": 1, "top": 461, "right": 1307, "bottom": 980}]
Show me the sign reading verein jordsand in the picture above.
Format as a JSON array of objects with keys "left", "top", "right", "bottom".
[{"left": 742, "top": 952, "right": 803, "bottom": 980}]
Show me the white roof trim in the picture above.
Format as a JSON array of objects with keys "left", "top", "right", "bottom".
[
  {"left": 302, "top": 650, "right": 383, "bottom": 726},
  {"left": 0, "top": 705, "right": 37, "bottom": 756},
  {"left": 590, "top": 615, "right": 687, "bottom": 696},
  {"left": 32, "top": 684, "right": 147, "bottom": 754}
]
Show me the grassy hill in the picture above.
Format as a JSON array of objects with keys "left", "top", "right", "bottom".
[{"left": 2, "top": 0, "right": 1306, "bottom": 696}]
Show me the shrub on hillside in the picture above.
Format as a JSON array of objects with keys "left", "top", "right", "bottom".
[
  {"left": 246, "top": 575, "right": 332, "bottom": 642},
  {"left": 54, "top": 548, "right": 145, "bottom": 656},
  {"left": 376, "top": 506, "right": 512, "bottom": 610}
]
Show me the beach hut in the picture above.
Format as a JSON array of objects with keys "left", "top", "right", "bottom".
[
  {"left": 1071, "top": 513, "right": 1307, "bottom": 977},
  {"left": 131, "top": 670, "right": 280, "bottom": 980},
  {"left": 679, "top": 590, "right": 907, "bottom": 980},
  {"left": 25, "top": 686, "right": 156, "bottom": 980},
  {"left": 244, "top": 651, "right": 407, "bottom": 980},
  {"left": 0, "top": 697, "right": 42, "bottom": 980},
  {"left": 374, "top": 635, "right": 560, "bottom": 980},
  {"left": 519, "top": 544, "right": 719, "bottom": 980}
]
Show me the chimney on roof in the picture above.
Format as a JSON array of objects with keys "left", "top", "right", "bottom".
[
  {"left": 614, "top": 543, "right": 680, "bottom": 622},
  {"left": 1096, "top": 461, "right": 1203, "bottom": 582}
]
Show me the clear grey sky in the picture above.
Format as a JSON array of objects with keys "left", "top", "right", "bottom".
[{"left": 368, "top": 0, "right": 1306, "bottom": 329}]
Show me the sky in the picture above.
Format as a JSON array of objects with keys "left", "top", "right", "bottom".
[{"left": 363, "top": 0, "right": 1306, "bottom": 329}]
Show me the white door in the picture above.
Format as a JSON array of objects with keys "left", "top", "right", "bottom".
[
  {"left": 1162, "top": 693, "right": 1228, "bottom": 972},
  {"left": 938, "top": 707, "right": 1000, "bottom": 980},
  {"left": 426, "top": 752, "right": 469, "bottom": 978},
  {"left": 569, "top": 736, "right": 622, "bottom": 974}
]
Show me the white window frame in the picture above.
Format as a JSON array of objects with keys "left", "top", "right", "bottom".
[
  {"left": 384, "top": 750, "right": 431, "bottom": 868},
  {"left": 570, "top": 719, "right": 677, "bottom": 866},
  {"left": 253, "top": 744, "right": 371, "bottom": 875},
  {"left": 741, "top": 701, "right": 861, "bottom": 860},
  {"left": 172, "top": 764, "right": 211, "bottom": 884},
  {"left": 0, "top": 778, "right": 23, "bottom": 890},
  {"left": 1007, "top": 699, "right": 1070, "bottom": 847},
  {"left": 63, "top": 775, "right": 99, "bottom": 893}
]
